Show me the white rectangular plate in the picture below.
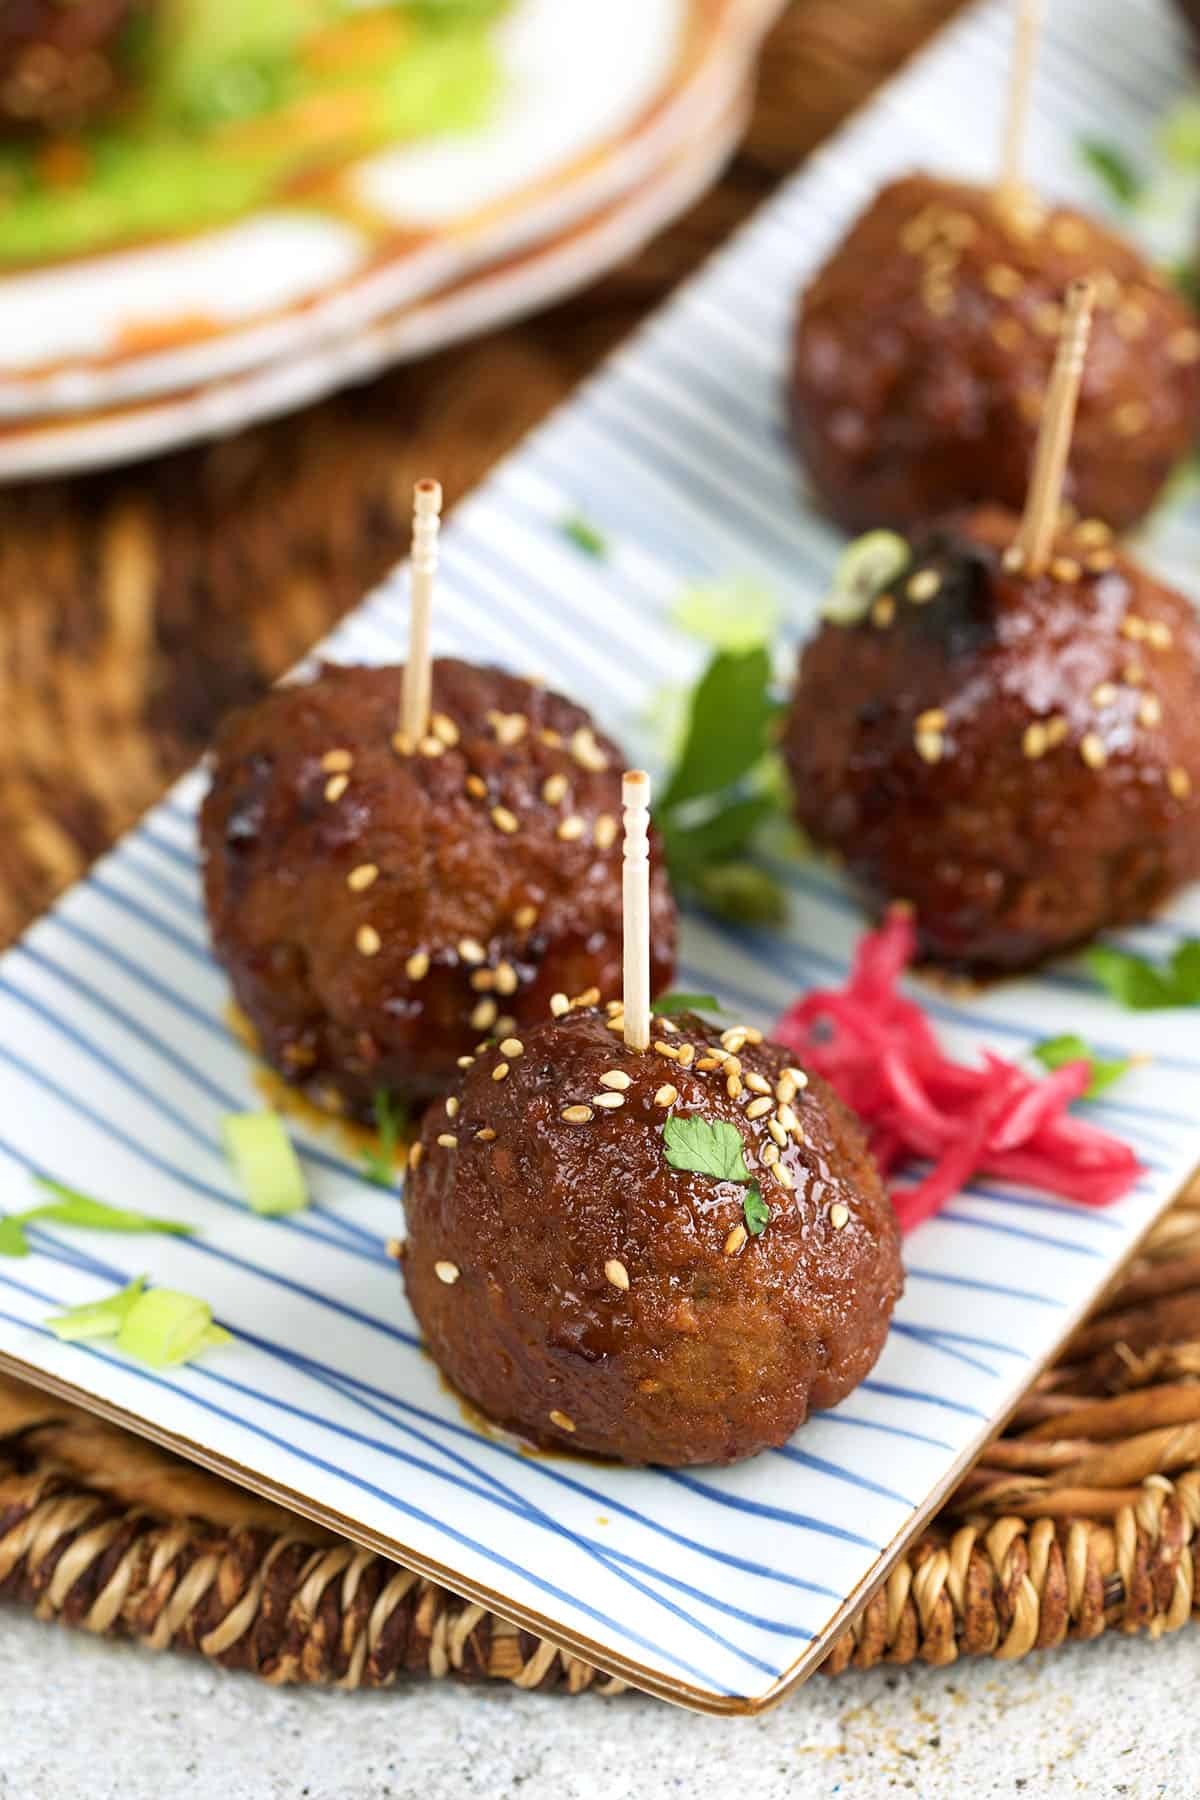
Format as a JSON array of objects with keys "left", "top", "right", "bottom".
[{"left": 1, "top": 0, "right": 1198, "bottom": 1715}]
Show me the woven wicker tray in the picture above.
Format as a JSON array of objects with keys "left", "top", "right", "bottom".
[{"left": 3, "top": 0, "right": 1196, "bottom": 1698}]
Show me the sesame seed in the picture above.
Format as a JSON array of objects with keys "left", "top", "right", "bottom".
[
  {"left": 726, "top": 1074, "right": 743, "bottom": 1100},
  {"left": 513, "top": 904, "right": 538, "bottom": 930},
  {"left": 540, "top": 728, "right": 562, "bottom": 748},
  {"left": 771, "top": 1162, "right": 795, "bottom": 1190},
  {"left": 436, "top": 1134, "right": 458, "bottom": 1150},
  {"left": 561, "top": 1104, "right": 594, "bottom": 1123},
  {"left": 984, "top": 261, "right": 1022, "bottom": 297},
  {"left": 605, "top": 1259, "right": 630, "bottom": 1291},
  {"left": 444, "top": 1098, "right": 459, "bottom": 1121},
  {"left": 599, "top": 1070, "right": 631, "bottom": 1090},
  {"left": 1080, "top": 732, "right": 1108, "bottom": 770},
  {"left": 1074, "top": 519, "right": 1112, "bottom": 547},
  {"left": 1091, "top": 682, "right": 1118, "bottom": 708},
  {"left": 657, "top": 1017, "right": 679, "bottom": 1034},
  {"left": 347, "top": 863, "right": 379, "bottom": 891},
  {"left": 1032, "top": 301, "right": 1064, "bottom": 338},
  {"left": 435, "top": 1260, "right": 460, "bottom": 1284},
  {"left": 1168, "top": 328, "right": 1200, "bottom": 364},
  {"left": 542, "top": 773, "right": 569, "bottom": 805},
  {"left": 724, "top": 1056, "right": 742, "bottom": 1076},
  {"left": 784, "top": 1067, "right": 808, "bottom": 1089},
  {"left": 492, "top": 805, "right": 519, "bottom": 835},
  {"left": 922, "top": 284, "right": 955, "bottom": 319},
  {"left": 404, "top": 950, "right": 429, "bottom": 983},
  {"left": 1002, "top": 545, "right": 1026, "bottom": 573},
  {"left": 492, "top": 963, "right": 517, "bottom": 997},
  {"left": 871, "top": 594, "right": 897, "bottom": 628},
  {"left": 1169, "top": 767, "right": 1193, "bottom": 799},
  {"left": 775, "top": 1074, "right": 797, "bottom": 1104},
  {"left": 767, "top": 1118, "right": 787, "bottom": 1148},
  {"left": 1113, "top": 400, "right": 1150, "bottom": 436},
  {"left": 1115, "top": 301, "right": 1149, "bottom": 340},
  {"left": 723, "top": 1223, "right": 748, "bottom": 1257},
  {"left": 321, "top": 749, "right": 353, "bottom": 773},
  {"left": 550, "top": 992, "right": 570, "bottom": 1017},
  {"left": 696, "top": 1057, "right": 720, "bottom": 1072},
  {"left": 605, "top": 1000, "right": 623, "bottom": 1015},
  {"left": 776, "top": 1103, "right": 800, "bottom": 1134},
  {"left": 549, "top": 1410, "right": 576, "bottom": 1433},
  {"left": 593, "top": 1092, "right": 624, "bottom": 1109},
  {"left": 1147, "top": 621, "right": 1173, "bottom": 650},
  {"left": 497, "top": 1039, "right": 523, "bottom": 1061},
  {"left": 606, "top": 1015, "right": 626, "bottom": 1032},
  {"left": 418, "top": 736, "right": 444, "bottom": 759},
  {"left": 492, "top": 1063, "right": 510, "bottom": 1083},
  {"left": 1121, "top": 615, "right": 1149, "bottom": 641},
  {"left": 573, "top": 987, "right": 601, "bottom": 1009},
  {"left": 989, "top": 317, "right": 1024, "bottom": 353},
  {"left": 675, "top": 1045, "right": 696, "bottom": 1068},
  {"left": 465, "top": 774, "right": 488, "bottom": 799},
  {"left": 456, "top": 1055, "right": 475, "bottom": 1070},
  {"left": 391, "top": 732, "right": 414, "bottom": 756},
  {"left": 571, "top": 726, "right": 609, "bottom": 771},
  {"left": 470, "top": 997, "right": 498, "bottom": 1032},
  {"left": 745, "top": 1097, "right": 774, "bottom": 1119},
  {"left": 594, "top": 814, "right": 618, "bottom": 850},
  {"left": 356, "top": 924, "right": 381, "bottom": 957},
  {"left": 914, "top": 730, "right": 945, "bottom": 765},
  {"left": 324, "top": 774, "right": 350, "bottom": 803},
  {"left": 409, "top": 1142, "right": 423, "bottom": 1170},
  {"left": 1050, "top": 215, "right": 1089, "bottom": 251},
  {"left": 1093, "top": 271, "right": 1121, "bottom": 309},
  {"left": 488, "top": 710, "right": 527, "bottom": 746},
  {"left": 1123, "top": 662, "right": 1146, "bottom": 687},
  {"left": 1086, "top": 550, "right": 1117, "bottom": 573},
  {"left": 915, "top": 707, "right": 947, "bottom": 733},
  {"left": 386, "top": 1237, "right": 405, "bottom": 1261},
  {"left": 458, "top": 937, "right": 486, "bottom": 965},
  {"left": 654, "top": 1040, "right": 679, "bottom": 1060},
  {"left": 744, "top": 1072, "right": 771, "bottom": 1095},
  {"left": 470, "top": 969, "right": 494, "bottom": 992},
  {"left": 1046, "top": 716, "right": 1069, "bottom": 748},
  {"left": 431, "top": 713, "right": 460, "bottom": 747},
  {"left": 475, "top": 1127, "right": 496, "bottom": 1142},
  {"left": 1022, "top": 721, "right": 1048, "bottom": 760},
  {"left": 557, "top": 815, "right": 585, "bottom": 842},
  {"left": 721, "top": 1028, "right": 748, "bottom": 1053},
  {"left": 1050, "top": 557, "right": 1082, "bottom": 583},
  {"left": 830, "top": 1203, "right": 850, "bottom": 1230},
  {"left": 1139, "top": 694, "right": 1163, "bottom": 728},
  {"left": 654, "top": 1084, "right": 679, "bottom": 1107},
  {"left": 907, "top": 569, "right": 941, "bottom": 603}
]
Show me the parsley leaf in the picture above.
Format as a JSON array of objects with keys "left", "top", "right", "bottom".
[
  {"left": 361, "top": 1089, "right": 408, "bottom": 1187},
  {"left": 662, "top": 1117, "right": 750, "bottom": 1183},
  {"left": 1086, "top": 941, "right": 1200, "bottom": 1010},
  {"left": 1079, "top": 137, "right": 1144, "bottom": 207},
  {"left": 743, "top": 1185, "right": 770, "bottom": 1237},
  {"left": 654, "top": 992, "right": 722, "bottom": 1017},
  {"left": 660, "top": 646, "right": 778, "bottom": 811},
  {"left": 561, "top": 515, "right": 607, "bottom": 558},
  {"left": 1033, "top": 1034, "right": 1134, "bottom": 1099}
]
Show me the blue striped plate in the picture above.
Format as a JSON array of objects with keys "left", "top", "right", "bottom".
[{"left": 1, "top": 0, "right": 1198, "bottom": 1714}]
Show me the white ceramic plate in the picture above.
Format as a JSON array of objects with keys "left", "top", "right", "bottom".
[
  {"left": 0, "top": 85, "right": 750, "bottom": 482},
  {"left": 0, "top": 0, "right": 1197, "bottom": 1717},
  {"left": 0, "top": 0, "right": 781, "bottom": 420}
]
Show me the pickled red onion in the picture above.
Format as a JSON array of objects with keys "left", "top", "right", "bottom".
[{"left": 773, "top": 908, "right": 1143, "bottom": 1233}]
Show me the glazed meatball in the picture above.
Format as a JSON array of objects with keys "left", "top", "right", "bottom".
[
  {"left": 403, "top": 1003, "right": 902, "bottom": 1466},
  {"left": 790, "top": 174, "right": 1200, "bottom": 535},
  {"left": 784, "top": 505, "right": 1200, "bottom": 973},
  {"left": 200, "top": 660, "right": 677, "bottom": 1120},
  {"left": 0, "top": 0, "right": 146, "bottom": 135}
]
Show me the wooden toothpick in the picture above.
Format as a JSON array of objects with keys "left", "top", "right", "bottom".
[
  {"left": 1014, "top": 277, "right": 1095, "bottom": 575},
  {"left": 996, "top": 0, "right": 1045, "bottom": 224},
  {"left": 399, "top": 478, "right": 442, "bottom": 748},
  {"left": 621, "top": 771, "right": 652, "bottom": 1053}
]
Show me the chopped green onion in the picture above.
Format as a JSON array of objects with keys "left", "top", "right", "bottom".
[
  {"left": 821, "top": 531, "right": 909, "bottom": 625},
  {"left": 360, "top": 1089, "right": 408, "bottom": 1188},
  {"left": 222, "top": 1112, "right": 308, "bottom": 1214},
  {"left": 1078, "top": 137, "right": 1144, "bottom": 206},
  {"left": 561, "top": 515, "right": 607, "bottom": 558},
  {"left": 31, "top": 1178, "right": 195, "bottom": 1238},
  {"left": 0, "top": 1216, "right": 30, "bottom": 1257},
  {"left": 116, "top": 1288, "right": 219, "bottom": 1368},
  {"left": 671, "top": 578, "right": 779, "bottom": 652},
  {"left": 47, "top": 1275, "right": 147, "bottom": 1342}
]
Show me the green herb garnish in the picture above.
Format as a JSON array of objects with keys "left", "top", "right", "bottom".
[
  {"left": 821, "top": 530, "right": 910, "bottom": 626},
  {"left": 662, "top": 1117, "right": 750, "bottom": 1183},
  {"left": 1078, "top": 137, "right": 1144, "bottom": 207},
  {"left": 1086, "top": 940, "right": 1200, "bottom": 1010},
  {"left": 671, "top": 578, "right": 779, "bottom": 652},
  {"left": 361, "top": 1089, "right": 408, "bottom": 1187},
  {"left": 690, "top": 859, "right": 788, "bottom": 926},
  {"left": 117, "top": 1289, "right": 230, "bottom": 1369},
  {"left": 654, "top": 992, "right": 722, "bottom": 1017},
  {"left": 561, "top": 515, "right": 608, "bottom": 558},
  {"left": 743, "top": 1185, "right": 770, "bottom": 1237},
  {"left": 222, "top": 1112, "right": 308, "bottom": 1214},
  {"left": 47, "top": 1276, "right": 147, "bottom": 1343},
  {"left": 0, "top": 1181, "right": 195, "bottom": 1259},
  {"left": 1033, "top": 1034, "right": 1135, "bottom": 1099},
  {"left": 660, "top": 646, "right": 778, "bottom": 812}
]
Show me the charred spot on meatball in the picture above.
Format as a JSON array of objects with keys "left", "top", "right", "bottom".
[
  {"left": 403, "top": 1003, "right": 902, "bottom": 1467},
  {"left": 784, "top": 504, "right": 1200, "bottom": 974},
  {"left": 790, "top": 174, "right": 1200, "bottom": 535},
  {"left": 199, "top": 660, "right": 678, "bottom": 1120}
]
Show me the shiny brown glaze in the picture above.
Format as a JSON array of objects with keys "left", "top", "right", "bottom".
[
  {"left": 0, "top": 0, "right": 143, "bottom": 135},
  {"left": 784, "top": 505, "right": 1200, "bottom": 972},
  {"left": 790, "top": 174, "right": 1200, "bottom": 535},
  {"left": 200, "top": 660, "right": 677, "bottom": 1120},
  {"left": 403, "top": 1005, "right": 902, "bottom": 1467}
]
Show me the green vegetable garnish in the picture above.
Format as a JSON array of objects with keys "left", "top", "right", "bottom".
[
  {"left": 1078, "top": 137, "right": 1144, "bottom": 207},
  {"left": 821, "top": 531, "right": 910, "bottom": 626},
  {"left": 690, "top": 859, "right": 788, "bottom": 926},
  {"left": 1033, "top": 1034, "right": 1135, "bottom": 1099},
  {"left": 653, "top": 992, "right": 722, "bottom": 1017},
  {"left": 1086, "top": 940, "right": 1200, "bottom": 1010},
  {"left": 116, "top": 1289, "right": 229, "bottom": 1368},
  {"left": 222, "top": 1113, "right": 308, "bottom": 1215},
  {"left": 561, "top": 516, "right": 608, "bottom": 558},
  {"left": 360, "top": 1089, "right": 408, "bottom": 1188},
  {"left": 0, "top": 1181, "right": 195, "bottom": 1258},
  {"left": 47, "top": 1276, "right": 147, "bottom": 1343},
  {"left": 743, "top": 1186, "right": 770, "bottom": 1237},
  {"left": 662, "top": 1117, "right": 750, "bottom": 1183},
  {"left": 671, "top": 579, "right": 779, "bottom": 653}
]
